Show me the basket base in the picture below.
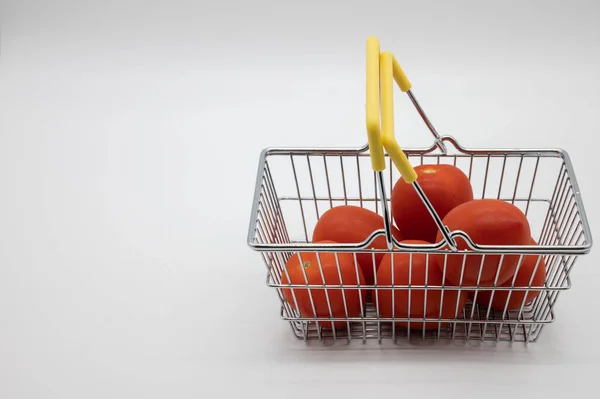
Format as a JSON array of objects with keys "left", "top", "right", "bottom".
[{"left": 284, "top": 295, "right": 548, "bottom": 343}]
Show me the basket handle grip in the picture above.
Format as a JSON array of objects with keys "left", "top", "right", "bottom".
[
  {"left": 392, "top": 54, "right": 412, "bottom": 93},
  {"left": 380, "top": 51, "right": 417, "bottom": 183},
  {"left": 366, "top": 37, "right": 386, "bottom": 172},
  {"left": 366, "top": 39, "right": 418, "bottom": 183}
]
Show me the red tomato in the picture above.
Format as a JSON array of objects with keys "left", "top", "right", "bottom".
[
  {"left": 376, "top": 240, "right": 468, "bottom": 330},
  {"left": 397, "top": 289, "right": 467, "bottom": 331},
  {"left": 281, "top": 241, "right": 367, "bottom": 329},
  {"left": 476, "top": 238, "right": 546, "bottom": 311},
  {"left": 434, "top": 199, "right": 531, "bottom": 287},
  {"left": 391, "top": 164, "right": 473, "bottom": 243},
  {"left": 312, "top": 205, "right": 403, "bottom": 285}
]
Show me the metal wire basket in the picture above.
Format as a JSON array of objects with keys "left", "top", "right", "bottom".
[{"left": 246, "top": 38, "right": 593, "bottom": 343}]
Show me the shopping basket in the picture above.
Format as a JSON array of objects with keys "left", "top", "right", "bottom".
[{"left": 246, "top": 37, "right": 593, "bottom": 343}]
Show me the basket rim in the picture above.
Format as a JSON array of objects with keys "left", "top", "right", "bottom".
[{"left": 246, "top": 135, "right": 593, "bottom": 255}]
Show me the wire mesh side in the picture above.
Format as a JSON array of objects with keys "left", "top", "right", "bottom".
[
  {"left": 263, "top": 151, "right": 576, "bottom": 247},
  {"left": 539, "top": 163, "right": 588, "bottom": 248},
  {"left": 262, "top": 248, "right": 571, "bottom": 342}
]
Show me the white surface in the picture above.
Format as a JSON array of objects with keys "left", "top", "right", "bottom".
[{"left": 1, "top": 1, "right": 599, "bottom": 397}]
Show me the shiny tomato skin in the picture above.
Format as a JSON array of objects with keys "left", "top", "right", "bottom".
[
  {"left": 395, "top": 289, "right": 467, "bottom": 331},
  {"left": 476, "top": 238, "right": 546, "bottom": 311},
  {"left": 376, "top": 240, "right": 468, "bottom": 330},
  {"left": 391, "top": 164, "right": 473, "bottom": 243},
  {"left": 434, "top": 199, "right": 531, "bottom": 287},
  {"left": 312, "top": 205, "right": 403, "bottom": 285},
  {"left": 281, "top": 241, "right": 367, "bottom": 329}
]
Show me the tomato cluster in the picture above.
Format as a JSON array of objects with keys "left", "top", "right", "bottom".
[{"left": 282, "top": 164, "right": 546, "bottom": 330}]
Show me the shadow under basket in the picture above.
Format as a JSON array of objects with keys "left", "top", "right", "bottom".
[{"left": 246, "top": 136, "right": 593, "bottom": 344}]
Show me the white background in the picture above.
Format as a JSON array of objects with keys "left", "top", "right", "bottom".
[{"left": 1, "top": 0, "right": 599, "bottom": 397}]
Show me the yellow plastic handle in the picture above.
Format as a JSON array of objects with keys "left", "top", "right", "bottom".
[
  {"left": 392, "top": 55, "right": 412, "bottom": 92},
  {"left": 380, "top": 51, "right": 418, "bottom": 183},
  {"left": 365, "top": 36, "right": 386, "bottom": 172}
]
